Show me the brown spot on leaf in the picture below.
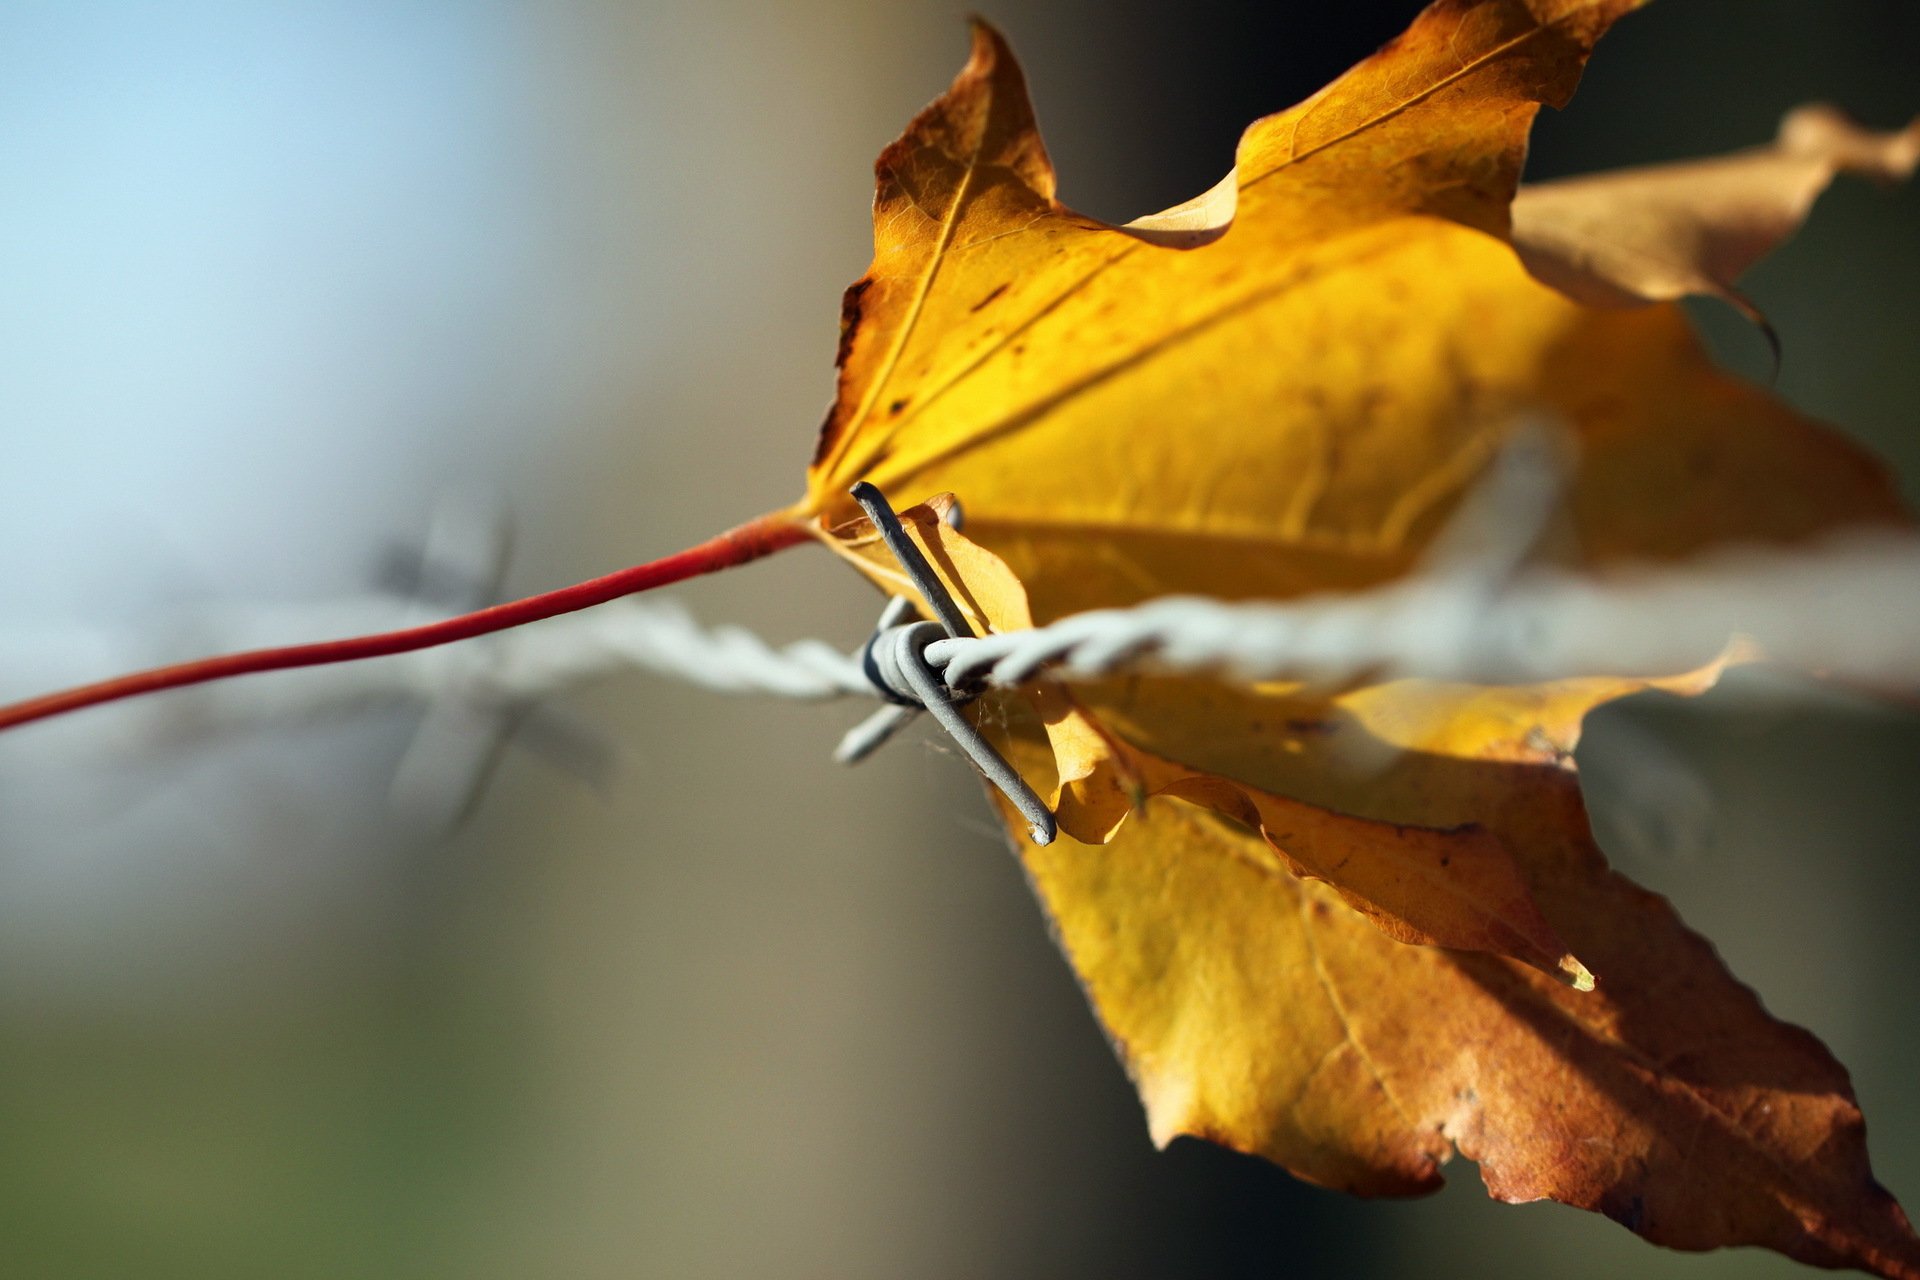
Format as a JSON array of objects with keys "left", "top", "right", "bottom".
[
  {"left": 812, "top": 278, "right": 875, "bottom": 466},
  {"left": 834, "top": 278, "right": 871, "bottom": 370},
  {"left": 970, "top": 282, "right": 1010, "bottom": 312}
]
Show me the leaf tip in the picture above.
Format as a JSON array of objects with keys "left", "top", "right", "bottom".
[
  {"left": 961, "top": 12, "right": 1012, "bottom": 60},
  {"left": 1778, "top": 103, "right": 1920, "bottom": 184}
]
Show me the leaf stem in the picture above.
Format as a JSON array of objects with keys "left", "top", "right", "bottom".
[{"left": 0, "top": 510, "right": 810, "bottom": 734}]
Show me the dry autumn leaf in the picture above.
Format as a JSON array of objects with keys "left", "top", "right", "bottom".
[
  {"left": 789, "top": 2, "right": 1920, "bottom": 1276},
  {"left": 1513, "top": 103, "right": 1920, "bottom": 319},
  {"left": 0, "top": 2, "right": 1911, "bottom": 1275}
]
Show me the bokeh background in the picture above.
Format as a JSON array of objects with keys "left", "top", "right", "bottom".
[{"left": 1, "top": 1, "right": 1916, "bottom": 1276}]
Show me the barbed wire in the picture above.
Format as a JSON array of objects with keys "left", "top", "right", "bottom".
[
  {"left": 7, "top": 431, "right": 1918, "bottom": 830},
  {"left": 920, "top": 532, "right": 1920, "bottom": 694}
]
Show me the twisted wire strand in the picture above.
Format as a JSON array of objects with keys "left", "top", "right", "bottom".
[
  {"left": 505, "top": 598, "right": 873, "bottom": 700},
  {"left": 914, "top": 533, "right": 1920, "bottom": 695},
  {"left": 446, "top": 530, "right": 1920, "bottom": 706},
  {"left": 47, "top": 531, "right": 1916, "bottom": 723}
]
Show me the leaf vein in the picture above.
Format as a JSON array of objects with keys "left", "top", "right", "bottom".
[
  {"left": 1298, "top": 889, "right": 1420, "bottom": 1132},
  {"left": 1241, "top": 22, "right": 1553, "bottom": 192}
]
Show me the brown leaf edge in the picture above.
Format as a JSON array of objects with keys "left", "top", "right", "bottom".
[{"left": 996, "top": 749, "right": 1920, "bottom": 1279}]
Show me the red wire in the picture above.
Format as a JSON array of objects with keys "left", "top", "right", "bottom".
[{"left": 0, "top": 511, "right": 810, "bottom": 733}]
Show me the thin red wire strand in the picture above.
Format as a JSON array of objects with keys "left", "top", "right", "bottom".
[{"left": 0, "top": 512, "right": 810, "bottom": 734}]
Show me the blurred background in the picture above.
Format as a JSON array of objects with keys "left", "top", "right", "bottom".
[{"left": 0, "top": 1, "right": 1916, "bottom": 1276}]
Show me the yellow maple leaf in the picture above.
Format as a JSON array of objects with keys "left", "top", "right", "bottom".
[
  {"left": 798, "top": 7, "right": 1906, "bottom": 618},
  {"left": 788, "top": 4, "right": 1920, "bottom": 1276}
]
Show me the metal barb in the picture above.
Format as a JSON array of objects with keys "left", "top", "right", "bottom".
[
  {"left": 833, "top": 703, "right": 919, "bottom": 764},
  {"left": 848, "top": 481, "right": 975, "bottom": 640},
  {"left": 834, "top": 483, "right": 1056, "bottom": 845}
]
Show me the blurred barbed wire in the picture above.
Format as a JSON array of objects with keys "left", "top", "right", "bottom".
[{"left": 4, "top": 431, "right": 1917, "bottom": 852}]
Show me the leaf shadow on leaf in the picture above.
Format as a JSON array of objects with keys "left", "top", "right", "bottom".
[
  {"left": 1329, "top": 734, "right": 1914, "bottom": 1263},
  {"left": 1018, "top": 701, "right": 1918, "bottom": 1271},
  {"left": 1083, "top": 687, "right": 1850, "bottom": 1099},
  {"left": 915, "top": 529, "right": 1000, "bottom": 634},
  {"left": 1448, "top": 931, "right": 1905, "bottom": 1266}
]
